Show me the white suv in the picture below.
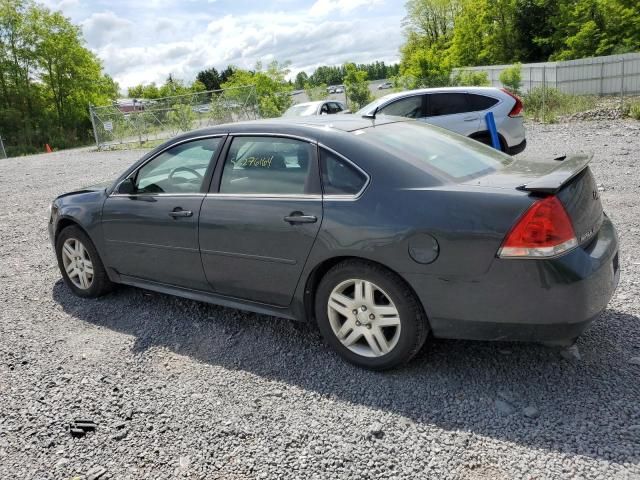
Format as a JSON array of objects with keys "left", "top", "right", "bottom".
[{"left": 357, "top": 87, "right": 526, "bottom": 154}]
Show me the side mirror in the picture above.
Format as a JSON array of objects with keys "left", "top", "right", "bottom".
[{"left": 117, "top": 177, "right": 136, "bottom": 195}]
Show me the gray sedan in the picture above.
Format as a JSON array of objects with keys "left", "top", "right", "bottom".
[{"left": 48, "top": 115, "right": 619, "bottom": 370}]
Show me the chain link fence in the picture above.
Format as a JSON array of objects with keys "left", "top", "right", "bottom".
[
  {"left": 89, "top": 85, "right": 258, "bottom": 149},
  {"left": 454, "top": 52, "right": 640, "bottom": 122}
]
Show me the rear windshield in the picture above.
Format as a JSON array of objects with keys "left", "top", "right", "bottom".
[
  {"left": 353, "top": 120, "right": 513, "bottom": 182},
  {"left": 284, "top": 104, "right": 317, "bottom": 117}
]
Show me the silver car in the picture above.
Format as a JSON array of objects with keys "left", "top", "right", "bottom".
[
  {"left": 357, "top": 87, "right": 526, "bottom": 154},
  {"left": 283, "top": 100, "right": 346, "bottom": 117}
]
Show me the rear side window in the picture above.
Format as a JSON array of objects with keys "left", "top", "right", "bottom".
[
  {"left": 354, "top": 122, "right": 513, "bottom": 182},
  {"left": 320, "top": 149, "right": 367, "bottom": 196},
  {"left": 379, "top": 95, "right": 424, "bottom": 119},
  {"left": 467, "top": 93, "right": 498, "bottom": 111},
  {"left": 426, "top": 93, "right": 468, "bottom": 116},
  {"left": 328, "top": 102, "right": 343, "bottom": 114}
]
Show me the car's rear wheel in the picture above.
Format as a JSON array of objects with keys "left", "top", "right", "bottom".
[
  {"left": 315, "top": 260, "right": 428, "bottom": 370},
  {"left": 56, "top": 225, "right": 113, "bottom": 298}
]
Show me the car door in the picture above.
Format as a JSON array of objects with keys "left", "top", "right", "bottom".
[
  {"left": 102, "top": 136, "right": 224, "bottom": 290},
  {"left": 423, "top": 92, "right": 480, "bottom": 135},
  {"left": 199, "top": 135, "right": 323, "bottom": 307}
]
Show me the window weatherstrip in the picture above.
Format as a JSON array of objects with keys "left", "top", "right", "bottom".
[
  {"left": 110, "top": 133, "right": 227, "bottom": 197},
  {"left": 318, "top": 144, "right": 370, "bottom": 200}
]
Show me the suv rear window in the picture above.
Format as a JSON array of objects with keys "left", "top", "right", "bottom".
[
  {"left": 467, "top": 93, "right": 499, "bottom": 111},
  {"left": 354, "top": 122, "right": 513, "bottom": 182}
]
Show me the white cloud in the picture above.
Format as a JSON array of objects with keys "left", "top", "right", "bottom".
[
  {"left": 73, "top": 3, "right": 401, "bottom": 89},
  {"left": 82, "top": 11, "right": 134, "bottom": 48},
  {"left": 309, "top": 0, "right": 383, "bottom": 17}
]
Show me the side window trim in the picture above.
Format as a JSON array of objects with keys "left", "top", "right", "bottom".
[
  {"left": 318, "top": 144, "right": 370, "bottom": 200},
  {"left": 111, "top": 134, "right": 227, "bottom": 197},
  {"left": 210, "top": 133, "right": 321, "bottom": 197}
]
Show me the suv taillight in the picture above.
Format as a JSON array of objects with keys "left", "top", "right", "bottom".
[
  {"left": 501, "top": 88, "right": 523, "bottom": 117},
  {"left": 498, "top": 196, "right": 577, "bottom": 258}
]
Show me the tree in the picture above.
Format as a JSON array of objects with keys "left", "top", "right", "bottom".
[
  {"left": 294, "top": 71, "right": 308, "bottom": 90},
  {"left": 196, "top": 67, "right": 221, "bottom": 91},
  {"left": 499, "top": 63, "right": 522, "bottom": 94},
  {"left": 221, "top": 60, "right": 293, "bottom": 118},
  {"left": 343, "top": 63, "right": 372, "bottom": 110},
  {"left": 0, "top": 0, "right": 120, "bottom": 153}
]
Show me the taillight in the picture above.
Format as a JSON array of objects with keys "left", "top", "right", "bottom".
[
  {"left": 501, "top": 88, "right": 523, "bottom": 117},
  {"left": 498, "top": 196, "right": 577, "bottom": 258}
]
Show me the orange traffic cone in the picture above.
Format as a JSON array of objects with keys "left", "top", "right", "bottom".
[{"left": 45, "top": 144, "right": 52, "bottom": 153}]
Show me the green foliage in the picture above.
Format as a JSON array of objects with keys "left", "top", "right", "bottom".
[
  {"left": 343, "top": 63, "right": 373, "bottom": 111},
  {"left": 628, "top": 101, "right": 640, "bottom": 121},
  {"left": 402, "top": 0, "right": 640, "bottom": 73},
  {"left": 400, "top": 45, "right": 453, "bottom": 87},
  {"left": 499, "top": 63, "right": 522, "bottom": 94},
  {"left": 167, "top": 104, "right": 195, "bottom": 132},
  {"left": 0, "top": 0, "right": 119, "bottom": 154},
  {"left": 294, "top": 71, "right": 308, "bottom": 90},
  {"left": 523, "top": 87, "right": 599, "bottom": 122},
  {"left": 452, "top": 70, "right": 490, "bottom": 86},
  {"left": 196, "top": 67, "right": 221, "bottom": 91},
  {"left": 221, "top": 60, "right": 292, "bottom": 118},
  {"left": 304, "top": 82, "right": 328, "bottom": 101}
]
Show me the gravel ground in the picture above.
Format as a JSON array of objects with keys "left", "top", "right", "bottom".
[{"left": 1, "top": 119, "right": 639, "bottom": 479}]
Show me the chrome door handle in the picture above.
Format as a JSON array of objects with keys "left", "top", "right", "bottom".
[
  {"left": 169, "top": 210, "right": 193, "bottom": 218},
  {"left": 463, "top": 116, "right": 478, "bottom": 122},
  {"left": 284, "top": 213, "right": 317, "bottom": 224}
]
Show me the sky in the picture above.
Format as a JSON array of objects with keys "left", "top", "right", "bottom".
[{"left": 41, "top": 0, "right": 405, "bottom": 89}]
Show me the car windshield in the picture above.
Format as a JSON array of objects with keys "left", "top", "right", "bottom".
[
  {"left": 283, "top": 104, "right": 318, "bottom": 117},
  {"left": 354, "top": 120, "right": 514, "bottom": 182}
]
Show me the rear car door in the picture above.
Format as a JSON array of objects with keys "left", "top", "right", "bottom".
[
  {"left": 102, "top": 136, "right": 224, "bottom": 291},
  {"left": 198, "top": 135, "right": 323, "bottom": 307},
  {"left": 424, "top": 92, "right": 480, "bottom": 135}
]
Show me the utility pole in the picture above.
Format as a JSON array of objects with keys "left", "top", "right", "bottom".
[{"left": 0, "top": 135, "right": 7, "bottom": 159}]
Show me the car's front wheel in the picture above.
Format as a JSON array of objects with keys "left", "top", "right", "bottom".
[
  {"left": 56, "top": 225, "right": 113, "bottom": 298},
  {"left": 315, "top": 260, "right": 428, "bottom": 370}
]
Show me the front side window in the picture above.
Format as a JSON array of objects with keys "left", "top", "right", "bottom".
[
  {"left": 320, "top": 149, "right": 367, "bottom": 196},
  {"left": 379, "top": 95, "right": 424, "bottom": 119},
  {"left": 328, "top": 102, "right": 344, "bottom": 114},
  {"left": 219, "top": 136, "right": 313, "bottom": 195},
  {"left": 426, "top": 93, "right": 469, "bottom": 116},
  {"left": 135, "top": 137, "right": 221, "bottom": 194}
]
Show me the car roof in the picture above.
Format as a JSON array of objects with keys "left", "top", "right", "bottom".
[
  {"left": 180, "top": 114, "right": 407, "bottom": 139},
  {"left": 375, "top": 86, "right": 504, "bottom": 102}
]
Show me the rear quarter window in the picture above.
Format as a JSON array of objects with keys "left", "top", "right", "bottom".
[{"left": 467, "top": 93, "right": 499, "bottom": 111}]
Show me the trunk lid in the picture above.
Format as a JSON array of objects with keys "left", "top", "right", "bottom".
[{"left": 465, "top": 154, "right": 604, "bottom": 246}]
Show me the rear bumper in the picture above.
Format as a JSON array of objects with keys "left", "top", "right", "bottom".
[{"left": 406, "top": 216, "right": 620, "bottom": 344}]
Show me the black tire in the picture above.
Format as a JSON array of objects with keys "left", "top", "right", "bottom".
[
  {"left": 315, "top": 259, "right": 429, "bottom": 370},
  {"left": 471, "top": 133, "right": 507, "bottom": 153},
  {"left": 55, "top": 225, "right": 113, "bottom": 298}
]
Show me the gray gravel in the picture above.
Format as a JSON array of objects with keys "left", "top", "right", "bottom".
[{"left": 1, "top": 120, "right": 639, "bottom": 479}]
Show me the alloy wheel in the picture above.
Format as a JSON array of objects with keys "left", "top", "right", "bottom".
[
  {"left": 327, "top": 279, "right": 401, "bottom": 358},
  {"left": 61, "top": 238, "right": 94, "bottom": 290}
]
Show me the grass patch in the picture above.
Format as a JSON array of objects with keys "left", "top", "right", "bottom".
[{"left": 523, "top": 87, "right": 599, "bottom": 123}]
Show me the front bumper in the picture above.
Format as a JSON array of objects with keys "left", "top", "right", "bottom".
[{"left": 406, "top": 216, "right": 620, "bottom": 345}]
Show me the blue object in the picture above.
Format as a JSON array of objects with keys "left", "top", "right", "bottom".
[{"left": 484, "top": 111, "right": 501, "bottom": 150}]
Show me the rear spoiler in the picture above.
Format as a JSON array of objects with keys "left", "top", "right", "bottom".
[{"left": 516, "top": 153, "right": 593, "bottom": 194}]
